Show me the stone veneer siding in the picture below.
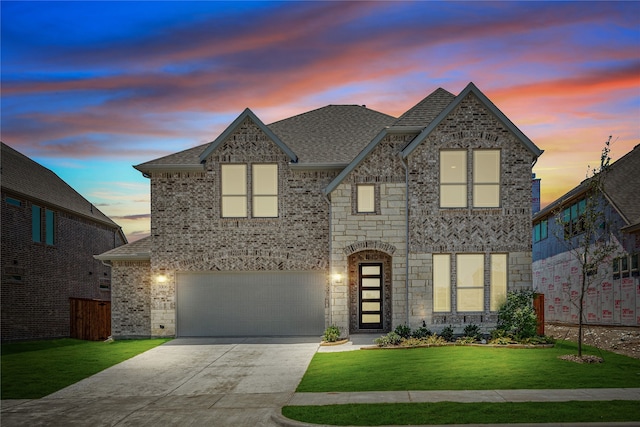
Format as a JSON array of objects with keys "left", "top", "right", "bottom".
[
  {"left": 404, "top": 92, "right": 535, "bottom": 332},
  {"left": 330, "top": 134, "right": 410, "bottom": 333},
  {"left": 146, "top": 117, "right": 337, "bottom": 336}
]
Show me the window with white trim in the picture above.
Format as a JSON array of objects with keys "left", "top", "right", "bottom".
[
  {"left": 490, "top": 254, "right": 507, "bottom": 311},
  {"left": 356, "top": 184, "right": 375, "bottom": 213},
  {"left": 433, "top": 253, "right": 508, "bottom": 313},
  {"left": 473, "top": 150, "right": 500, "bottom": 208},
  {"left": 252, "top": 164, "right": 278, "bottom": 217},
  {"left": 440, "top": 150, "right": 467, "bottom": 208},
  {"left": 433, "top": 254, "right": 451, "bottom": 312},
  {"left": 221, "top": 164, "right": 247, "bottom": 218},
  {"left": 457, "top": 254, "right": 484, "bottom": 312}
]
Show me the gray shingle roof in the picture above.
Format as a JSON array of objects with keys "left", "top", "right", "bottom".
[
  {"left": 94, "top": 235, "right": 151, "bottom": 261},
  {"left": 392, "top": 88, "right": 455, "bottom": 127},
  {"left": 268, "top": 105, "right": 396, "bottom": 164},
  {"left": 604, "top": 144, "right": 640, "bottom": 228},
  {"left": 1, "top": 142, "right": 122, "bottom": 230}
]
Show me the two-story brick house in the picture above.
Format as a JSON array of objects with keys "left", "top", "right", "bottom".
[
  {"left": 96, "top": 82, "right": 543, "bottom": 338},
  {"left": 1, "top": 142, "right": 127, "bottom": 341}
]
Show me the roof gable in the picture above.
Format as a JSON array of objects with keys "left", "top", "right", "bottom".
[
  {"left": 1, "top": 142, "right": 123, "bottom": 232},
  {"left": 198, "top": 108, "right": 298, "bottom": 164},
  {"left": 401, "top": 82, "right": 543, "bottom": 159}
]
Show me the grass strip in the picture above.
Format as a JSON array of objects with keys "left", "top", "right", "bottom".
[
  {"left": 283, "top": 400, "right": 640, "bottom": 426},
  {"left": 1, "top": 338, "right": 171, "bottom": 399},
  {"left": 298, "top": 340, "right": 640, "bottom": 392}
]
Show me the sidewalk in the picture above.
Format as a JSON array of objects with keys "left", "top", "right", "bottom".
[{"left": 288, "top": 387, "right": 640, "bottom": 406}]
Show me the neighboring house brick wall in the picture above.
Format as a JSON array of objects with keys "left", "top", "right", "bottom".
[
  {"left": 1, "top": 192, "right": 125, "bottom": 341},
  {"left": 405, "top": 93, "right": 534, "bottom": 331},
  {"left": 146, "top": 117, "right": 337, "bottom": 336}
]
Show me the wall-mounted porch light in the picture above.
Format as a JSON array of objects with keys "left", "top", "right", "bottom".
[
  {"left": 332, "top": 273, "right": 343, "bottom": 283},
  {"left": 156, "top": 274, "right": 168, "bottom": 283}
]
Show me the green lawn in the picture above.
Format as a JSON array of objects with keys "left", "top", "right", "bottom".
[
  {"left": 297, "top": 340, "right": 640, "bottom": 392},
  {"left": 283, "top": 401, "right": 640, "bottom": 426},
  {"left": 287, "top": 340, "right": 640, "bottom": 425},
  {"left": 1, "top": 338, "right": 171, "bottom": 399}
]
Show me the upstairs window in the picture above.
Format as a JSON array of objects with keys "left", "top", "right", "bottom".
[
  {"left": 440, "top": 150, "right": 467, "bottom": 208},
  {"left": 252, "top": 164, "right": 278, "bottom": 218},
  {"left": 356, "top": 184, "right": 375, "bottom": 213},
  {"left": 221, "top": 164, "right": 247, "bottom": 218},
  {"left": 473, "top": 150, "right": 500, "bottom": 208},
  {"left": 45, "top": 209, "right": 55, "bottom": 245},
  {"left": 6, "top": 197, "right": 21, "bottom": 207},
  {"left": 533, "top": 219, "right": 548, "bottom": 243},
  {"left": 632, "top": 253, "right": 639, "bottom": 277},
  {"left": 562, "top": 198, "right": 586, "bottom": 237},
  {"left": 32, "top": 205, "right": 42, "bottom": 242}
]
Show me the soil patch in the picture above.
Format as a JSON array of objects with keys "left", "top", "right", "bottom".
[{"left": 545, "top": 323, "right": 640, "bottom": 359}]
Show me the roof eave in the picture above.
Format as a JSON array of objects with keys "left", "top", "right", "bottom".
[
  {"left": 93, "top": 253, "right": 151, "bottom": 262},
  {"left": 133, "top": 163, "right": 205, "bottom": 175}
]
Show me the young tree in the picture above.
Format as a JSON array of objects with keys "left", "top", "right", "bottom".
[{"left": 554, "top": 136, "right": 616, "bottom": 357}]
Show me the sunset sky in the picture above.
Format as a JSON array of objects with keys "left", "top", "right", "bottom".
[{"left": 2, "top": 1, "right": 638, "bottom": 242}]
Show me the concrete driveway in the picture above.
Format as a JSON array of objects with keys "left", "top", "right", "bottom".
[{"left": 1, "top": 337, "right": 320, "bottom": 426}]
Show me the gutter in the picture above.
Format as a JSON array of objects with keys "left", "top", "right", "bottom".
[
  {"left": 322, "top": 192, "right": 333, "bottom": 327},
  {"left": 400, "top": 154, "right": 410, "bottom": 326}
]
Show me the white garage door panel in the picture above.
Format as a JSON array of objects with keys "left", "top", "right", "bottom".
[{"left": 176, "top": 271, "right": 325, "bottom": 337}]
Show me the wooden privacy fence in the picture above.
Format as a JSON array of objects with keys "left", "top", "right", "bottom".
[
  {"left": 533, "top": 293, "right": 545, "bottom": 336},
  {"left": 70, "top": 298, "right": 111, "bottom": 341}
]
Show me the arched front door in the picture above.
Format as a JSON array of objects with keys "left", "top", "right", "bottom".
[{"left": 348, "top": 250, "right": 392, "bottom": 333}]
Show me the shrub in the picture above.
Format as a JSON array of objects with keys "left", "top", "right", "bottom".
[
  {"left": 424, "top": 333, "right": 448, "bottom": 346},
  {"left": 439, "top": 325, "right": 455, "bottom": 342},
  {"left": 496, "top": 290, "right": 538, "bottom": 340},
  {"left": 322, "top": 325, "right": 341, "bottom": 342},
  {"left": 373, "top": 332, "right": 402, "bottom": 347},
  {"left": 401, "top": 337, "right": 424, "bottom": 347},
  {"left": 463, "top": 324, "right": 482, "bottom": 340},
  {"left": 412, "top": 326, "right": 432, "bottom": 339},
  {"left": 456, "top": 336, "right": 477, "bottom": 345},
  {"left": 394, "top": 324, "right": 412, "bottom": 339}
]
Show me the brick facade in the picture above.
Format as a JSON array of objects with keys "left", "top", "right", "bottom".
[
  {"left": 145, "top": 118, "right": 337, "bottom": 336},
  {"left": 1, "top": 191, "right": 125, "bottom": 341}
]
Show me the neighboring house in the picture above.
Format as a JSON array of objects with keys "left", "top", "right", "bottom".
[
  {"left": 96, "top": 82, "right": 542, "bottom": 338},
  {"left": 1, "top": 142, "right": 127, "bottom": 341},
  {"left": 532, "top": 145, "right": 640, "bottom": 326}
]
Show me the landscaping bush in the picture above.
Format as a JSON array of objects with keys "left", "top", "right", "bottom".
[
  {"left": 374, "top": 332, "right": 403, "bottom": 347},
  {"left": 412, "top": 326, "right": 432, "bottom": 339},
  {"left": 394, "top": 324, "right": 412, "bottom": 339},
  {"left": 439, "top": 325, "right": 455, "bottom": 342},
  {"left": 496, "top": 290, "right": 538, "bottom": 341},
  {"left": 322, "top": 325, "right": 342, "bottom": 342},
  {"left": 463, "top": 324, "right": 482, "bottom": 341}
]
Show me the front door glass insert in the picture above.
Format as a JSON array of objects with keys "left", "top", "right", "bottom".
[{"left": 359, "top": 263, "right": 383, "bottom": 329}]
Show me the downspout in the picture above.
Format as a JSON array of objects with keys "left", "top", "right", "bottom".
[
  {"left": 323, "top": 192, "right": 333, "bottom": 326},
  {"left": 400, "top": 155, "right": 410, "bottom": 326}
]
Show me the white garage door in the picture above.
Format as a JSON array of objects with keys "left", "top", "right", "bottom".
[{"left": 176, "top": 271, "right": 326, "bottom": 337}]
